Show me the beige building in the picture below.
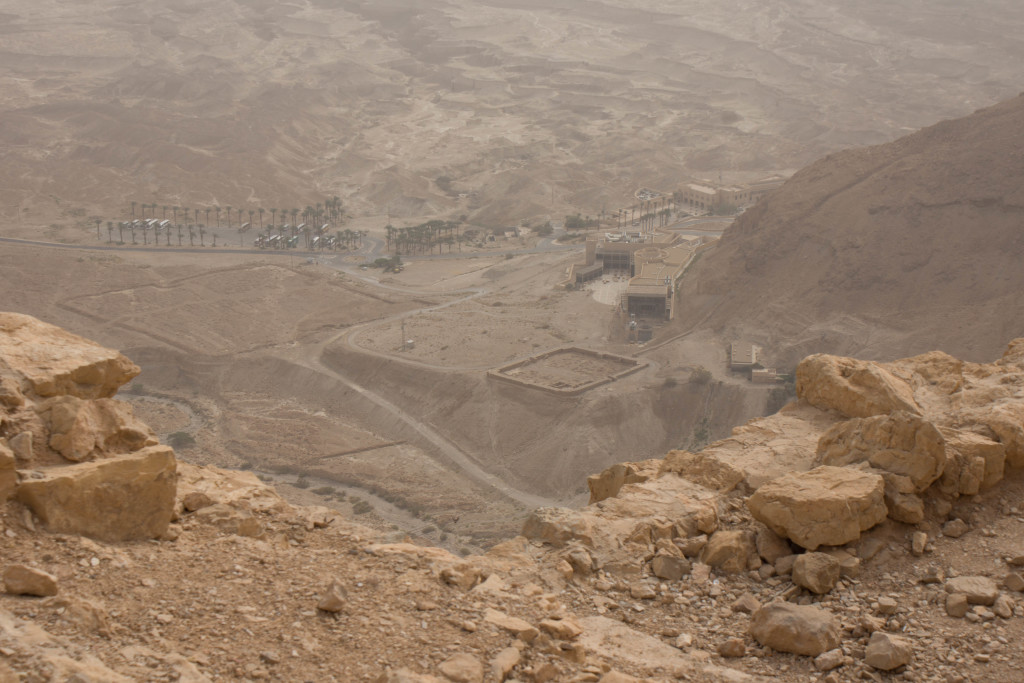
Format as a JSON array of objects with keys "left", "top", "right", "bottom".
[
  {"left": 575, "top": 231, "right": 715, "bottom": 320},
  {"left": 676, "top": 176, "right": 786, "bottom": 214}
]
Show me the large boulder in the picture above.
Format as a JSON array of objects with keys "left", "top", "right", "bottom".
[
  {"left": 748, "top": 466, "right": 887, "bottom": 550},
  {"left": 817, "top": 412, "right": 946, "bottom": 492},
  {"left": 39, "top": 396, "right": 157, "bottom": 462},
  {"left": 0, "top": 313, "right": 139, "bottom": 400},
  {"left": 749, "top": 602, "right": 840, "bottom": 656},
  {"left": 16, "top": 445, "right": 177, "bottom": 541},
  {"left": 796, "top": 354, "right": 919, "bottom": 418}
]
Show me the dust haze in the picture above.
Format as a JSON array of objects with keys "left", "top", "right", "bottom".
[{"left": 3, "top": 0, "right": 1024, "bottom": 546}]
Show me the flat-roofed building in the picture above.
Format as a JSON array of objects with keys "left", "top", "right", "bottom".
[{"left": 729, "top": 342, "right": 759, "bottom": 370}]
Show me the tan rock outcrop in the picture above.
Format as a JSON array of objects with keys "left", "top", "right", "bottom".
[
  {"left": 940, "top": 428, "right": 1005, "bottom": 495},
  {"left": 40, "top": 395, "right": 157, "bottom": 462},
  {"left": 748, "top": 466, "right": 887, "bottom": 550},
  {"left": 658, "top": 450, "right": 745, "bottom": 492},
  {"left": 0, "top": 312, "right": 139, "bottom": 400},
  {"left": 816, "top": 411, "right": 946, "bottom": 492},
  {"left": 587, "top": 459, "right": 659, "bottom": 503},
  {"left": 17, "top": 445, "right": 177, "bottom": 541},
  {"left": 985, "top": 403, "right": 1024, "bottom": 467},
  {"left": 796, "top": 354, "right": 919, "bottom": 418}
]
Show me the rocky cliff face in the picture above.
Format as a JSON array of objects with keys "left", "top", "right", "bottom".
[
  {"left": 675, "top": 94, "right": 1024, "bottom": 365},
  {"left": 3, "top": 316, "right": 1024, "bottom": 682}
]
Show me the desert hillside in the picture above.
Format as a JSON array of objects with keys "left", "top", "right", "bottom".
[
  {"left": 675, "top": 94, "right": 1024, "bottom": 366},
  {"left": 3, "top": 0, "right": 1024, "bottom": 237}
]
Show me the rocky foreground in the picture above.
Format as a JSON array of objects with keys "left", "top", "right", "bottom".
[{"left": 2, "top": 312, "right": 1024, "bottom": 681}]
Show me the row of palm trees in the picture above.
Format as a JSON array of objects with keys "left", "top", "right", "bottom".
[
  {"left": 123, "top": 197, "right": 347, "bottom": 246},
  {"left": 614, "top": 196, "right": 676, "bottom": 232},
  {"left": 384, "top": 220, "right": 463, "bottom": 255},
  {"left": 104, "top": 220, "right": 217, "bottom": 247}
]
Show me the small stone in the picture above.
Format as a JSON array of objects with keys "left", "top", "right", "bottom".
[
  {"left": 815, "top": 648, "right": 845, "bottom": 672},
  {"left": 651, "top": 554, "right": 691, "bottom": 581},
  {"left": 919, "top": 566, "right": 944, "bottom": 584},
  {"left": 792, "top": 553, "right": 841, "bottom": 594},
  {"left": 490, "top": 647, "right": 520, "bottom": 682},
  {"left": 943, "top": 519, "right": 969, "bottom": 538},
  {"left": 946, "top": 593, "right": 969, "bottom": 618},
  {"left": 865, "top": 632, "right": 912, "bottom": 670},
  {"left": 993, "top": 594, "right": 1014, "bottom": 619},
  {"left": 877, "top": 597, "right": 898, "bottom": 615},
  {"left": 461, "top": 620, "right": 477, "bottom": 632},
  {"left": 539, "top": 617, "right": 583, "bottom": 640},
  {"left": 629, "top": 583, "right": 656, "bottom": 600},
  {"left": 3, "top": 565, "right": 58, "bottom": 597},
  {"left": 438, "top": 653, "right": 483, "bottom": 683},
  {"left": 182, "top": 491, "right": 214, "bottom": 512},
  {"left": 945, "top": 576, "right": 999, "bottom": 605},
  {"left": 774, "top": 554, "right": 796, "bottom": 576},
  {"left": 911, "top": 532, "right": 928, "bottom": 556},
  {"left": 749, "top": 602, "right": 840, "bottom": 656},
  {"left": 1003, "top": 572, "right": 1024, "bottom": 592},
  {"left": 674, "top": 633, "right": 693, "bottom": 649},
  {"left": 259, "top": 652, "right": 280, "bottom": 665},
  {"left": 483, "top": 608, "right": 539, "bottom": 642},
  {"left": 731, "top": 593, "right": 761, "bottom": 614},
  {"left": 674, "top": 534, "right": 707, "bottom": 558},
  {"left": 317, "top": 580, "right": 347, "bottom": 613},
  {"left": 755, "top": 526, "right": 792, "bottom": 564},
  {"left": 717, "top": 638, "right": 745, "bottom": 658}
]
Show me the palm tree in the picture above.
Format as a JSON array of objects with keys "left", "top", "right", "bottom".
[
  {"left": 237, "top": 207, "right": 244, "bottom": 227},
  {"left": 270, "top": 208, "right": 277, "bottom": 228},
  {"left": 205, "top": 208, "right": 211, "bottom": 228},
  {"left": 165, "top": 225, "right": 171, "bottom": 246},
  {"left": 177, "top": 225, "right": 183, "bottom": 246},
  {"left": 130, "top": 201, "right": 137, "bottom": 221},
  {"left": 106, "top": 221, "right": 113, "bottom": 243},
  {"left": 188, "top": 226, "right": 195, "bottom": 247},
  {"left": 215, "top": 206, "right": 222, "bottom": 228},
  {"left": 258, "top": 208, "right": 264, "bottom": 229},
  {"left": 199, "top": 225, "right": 206, "bottom": 246},
  {"left": 248, "top": 209, "right": 255, "bottom": 229},
  {"left": 172, "top": 206, "right": 179, "bottom": 224},
  {"left": 129, "top": 223, "right": 137, "bottom": 244},
  {"left": 225, "top": 206, "right": 232, "bottom": 229}
]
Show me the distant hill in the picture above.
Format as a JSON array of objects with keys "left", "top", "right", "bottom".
[{"left": 675, "top": 94, "right": 1024, "bottom": 366}]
